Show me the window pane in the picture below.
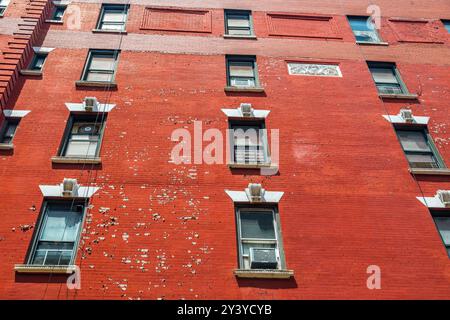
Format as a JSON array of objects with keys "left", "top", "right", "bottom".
[
  {"left": 101, "top": 23, "right": 125, "bottom": 31},
  {"left": 397, "top": 131, "right": 431, "bottom": 152},
  {"left": 89, "top": 55, "right": 115, "bottom": 71},
  {"left": 103, "top": 11, "right": 126, "bottom": 23},
  {"left": 86, "top": 72, "right": 113, "bottom": 82},
  {"left": 376, "top": 83, "right": 403, "bottom": 94},
  {"left": 228, "top": 16, "right": 250, "bottom": 28},
  {"left": 65, "top": 140, "right": 98, "bottom": 157},
  {"left": 443, "top": 20, "right": 450, "bottom": 33},
  {"left": 240, "top": 211, "right": 276, "bottom": 240},
  {"left": 229, "top": 62, "right": 254, "bottom": 77},
  {"left": 230, "top": 77, "right": 255, "bottom": 87},
  {"left": 349, "top": 17, "right": 372, "bottom": 31},
  {"left": 228, "top": 28, "right": 252, "bottom": 35},
  {"left": 39, "top": 205, "right": 83, "bottom": 242},
  {"left": 354, "top": 30, "right": 379, "bottom": 42},
  {"left": 370, "top": 67, "right": 398, "bottom": 84},
  {"left": 434, "top": 217, "right": 450, "bottom": 246},
  {"left": 406, "top": 153, "right": 439, "bottom": 168}
]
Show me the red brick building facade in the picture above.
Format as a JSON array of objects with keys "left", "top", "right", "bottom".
[{"left": 0, "top": 0, "right": 450, "bottom": 299}]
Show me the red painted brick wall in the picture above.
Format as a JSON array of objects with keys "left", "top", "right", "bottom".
[{"left": 0, "top": 0, "right": 450, "bottom": 299}]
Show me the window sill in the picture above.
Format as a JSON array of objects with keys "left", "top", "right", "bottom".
[
  {"left": 76, "top": 80, "right": 117, "bottom": 89},
  {"left": 20, "top": 69, "right": 42, "bottom": 76},
  {"left": 224, "top": 86, "right": 265, "bottom": 93},
  {"left": 51, "top": 156, "right": 102, "bottom": 164},
  {"left": 356, "top": 41, "right": 389, "bottom": 46},
  {"left": 92, "top": 29, "right": 127, "bottom": 35},
  {"left": 409, "top": 168, "right": 450, "bottom": 176},
  {"left": 234, "top": 269, "right": 294, "bottom": 279},
  {"left": 379, "top": 93, "right": 418, "bottom": 100},
  {"left": 45, "top": 19, "right": 63, "bottom": 24},
  {"left": 0, "top": 143, "right": 14, "bottom": 150},
  {"left": 223, "top": 34, "right": 257, "bottom": 40},
  {"left": 228, "top": 162, "right": 276, "bottom": 169},
  {"left": 14, "top": 264, "right": 77, "bottom": 274}
]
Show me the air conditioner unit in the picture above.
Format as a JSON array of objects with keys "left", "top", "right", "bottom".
[
  {"left": 247, "top": 183, "right": 264, "bottom": 202},
  {"left": 62, "top": 178, "right": 79, "bottom": 197},
  {"left": 240, "top": 103, "right": 254, "bottom": 117},
  {"left": 399, "top": 109, "right": 414, "bottom": 123},
  {"left": 437, "top": 190, "right": 450, "bottom": 207},
  {"left": 249, "top": 248, "right": 278, "bottom": 269},
  {"left": 83, "top": 97, "right": 99, "bottom": 112}
]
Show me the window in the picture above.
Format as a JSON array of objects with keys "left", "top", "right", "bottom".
[
  {"left": 395, "top": 127, "right": 445, "bottom": 169},
  {"left": 81, "top": 50, "right": 119, "bottom": 83},
  {"left": 431, "top": 211, "right": 450, "bottom": 257},
  {"left": 28, "top": 201, "right": 85, "bottom": 266},
  {"left": 0, "top": 118, "right": 19, "bottom": 144},
  {"left": 348, "top": 16, "right": 381, "bottom": 43},
  {"left": 224, "top": 10, "right": 253, "bottom": 36},
  {"left": 0, "top": 0, "right": 9, "bottom": 16},
  {"left": 96, "top": 4, "right": 129, "bottom": 31},
  {"left": 368, "top": 62, "right": 409, "bottom": 95},
  {"left": 59, "top": 114, "right": 105, "bottom": 158},
  {"left": 226, "top": 56, "right": 259, "bottom": 88},
  {"left": 51, "top": 5, "right": 66, "bottom": 21},
  {"left": 443, "top": 20, "right": 450, "bottom": 33},
  {"left": 236, "top": 207, "right": 285, "bottom": 270},
  {"left": 229, "top": 120, "right": 268, "bottom": 165},
  {"left": 29, "top": 53, "right": 47, "bottom": 71}
]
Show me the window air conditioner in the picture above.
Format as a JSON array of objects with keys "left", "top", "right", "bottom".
[
  {"left": 83, "top": 97, "right": 99, "bottom": 112},
  {"left": 437, "top": 190, "right": 450, "bottom": 208},
  {"left": 62, "top": 178, "right": 79, "bottom": 197},
  {"left": 249, "top": 248, "right": 278, "bottom": 269},
  {"left": 240, "top": 103, "right": 253, "bottom": 117},
  {"left": 399, "top": 109, "right": 414, "bottom": 123}
]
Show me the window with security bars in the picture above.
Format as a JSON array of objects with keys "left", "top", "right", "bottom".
[
  {"left": 431, "top": 210, "right": 450, "bottom": 258},
  {"left": 226, "top": 56, "right": 259, "bottom": 88},
  {"left": 368, "top": 62, "right": 408, "bottom": 95},
  {"left": 230, "top": 121, "right": 268, "bottom": 165},
  {"left": 225, "top": 10, "right": 253, "bottom": 36},
  {"left": 29, "top": 201, "right": 85, "bottom": 266},
  {"left": 0, "top": 118, "right": 20, "bottom": 144},
  {"left": 395, "top": 128, "right": 445, "bottom": 169},
  {"left": 60, "top": 114, "right": 105, "bottom": 158},
  {"left": 97, "top": 4, "right": 129, "bottom": 31},
  {"left": 236, "top": 207, "right": 285, "bottom": 270},
  {"left": 347, "top": 16, "right": 381, "bottom": 43},
  {"left": 81, "top": 50, "right": 119, "bottom": 83}
]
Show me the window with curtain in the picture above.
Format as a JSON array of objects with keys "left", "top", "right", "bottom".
[
  {"left": 60, "top": 114, "right": 105, "bottom": 158},
  {"left": 226, "top": 56, "right": 258, "bottom": 88},
  {"left": 0, "top": 118, "right": 20, "bottom": 144},
  {"left": 368, "top": 62, "right": 408, "bottom": 95},
  {"left": 237, "top": 208, "right": 284, "bottom": 270},
  {"left": 431, "top": 211, "right": 450, "bottom": 258},
  {"left": 30, "top": 202, "right": 85, "bottom": 266},
  {"left": 230, "top": 121, "right": 268, "bottom": 165},
  {"left": 97, "top": 4, "right": 129, "bottom": 31},
  {"left": 347, "top": 16, "right": 381, "bottom": 43},
  {"left": 82, "top": 50, "right": 119, "bottom": 82},
  {"left": 395, "top": 128, "right": 444, "bottom": 169},
  {"left": 225, "top": 10, "right": 253, "bottom": 36}
]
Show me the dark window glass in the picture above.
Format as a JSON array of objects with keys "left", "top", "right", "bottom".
[
  {"left": 0, "top": 118, "right": 19, "bottom": 144},
  {"left": 348, "top": 16, "right": 381, "bottom": 42},
  {"left": 61, "top": 115, "right": 104, "bottom": 158}
]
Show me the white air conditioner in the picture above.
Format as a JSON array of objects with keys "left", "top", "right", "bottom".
[
  {"left": 437, "top": 190, "right": 450, "bottom": 207},
  {"left": 83, "top": 97, "right": 99, "bottom": 112},
  {"left": 240, "top": 103, "right": 254, "bottom": 117},
  {"left": 399, "top": 109, "right": 414, "bottom": 123},
  {"left": 247, "top": 183, "right": 264, "bottom": 202},
  {"left": 249, "top": 248, "right": 278, "bottom": 269},
  {"left": 62, "top": 178, "right": 79, "bottom": 197}
]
